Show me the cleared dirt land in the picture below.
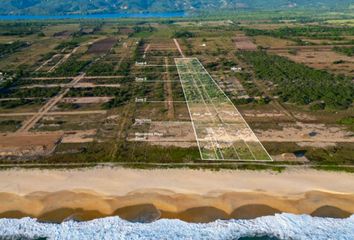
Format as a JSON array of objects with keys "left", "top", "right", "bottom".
[{"left": 87, "top": 37, "right": 117, "bottom": 55}]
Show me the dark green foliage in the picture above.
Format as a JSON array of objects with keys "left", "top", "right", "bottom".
[
  {"left": 338, "top": 117, "right": 354, "bottom": 131},
  {"left": 40, "top": 51, "right": 56, "bottom": 62},
  {"left": 173, "top": 30, "right": 195, "bottom": 38},
  {"left": 0, "top": 120, "right": 21, "bottom": 126},
  {"left": 0, "top": 41, "right": 29, "bottom": 58},
  {"left": 103, "top": 89, "right": 132, "bottom": 109},
  {"left": 0, "top": 22, "right": 43, "bottom": 36},
  {"left": 309, "top": 101, "right": 325, "bottom": 110},
  {"left": 87, "top": 62, "right": 115, "bottom": 76},
  {"left": 333, "top": 46, "right": 354, "bottom": 57},
  {"left": 133, "top": 39, "right": 145, "bottom": 62},
  {"left": 57, "top": 102, "right": 80, "bottom": 110},
  {"left": 116, "top": 142, "right": 200, "bottom": 163},
  {"left": 235, "top": 72, "right": 262, "bottom": 97},
  {"left": 232, "top": 98, "right": 254, "bottom": 105},
  {"left": 116, "top": 61, "right": 132, "bottom": 76},
  {"left": 0, "top": 120, "right": 22, "bottom": 131},
  {"left": 131, "top": 26, "right": 155, "bottom": 36},
  {"left": 74, "top": 23, "right": 103, "bottom": 37},
  {"left": 238, "top": 51, "right": 354, "bottom": 109},
  {"left": 338, "top": 117, "right": 354, "bottom": 125},
  {"left": 0, "top": 87, "right": 61, "bottom": 98},
  {"left": 55, "top": 39, "right": 80, "bottom": 51},
  {"left": 53, "top": 57, "right": 90, "bottom": 77},
  {"left": 305, "top": 144, "right": 354, "bottom": 165},
  {"left": 244, "top": 25, "right": 354, "bottom": 41},
  {"left": 0, "top": 98, "right": 44, "bottom": 109},
  {"left": 67, "top": 87, "right": 125, "bottom": 97}
]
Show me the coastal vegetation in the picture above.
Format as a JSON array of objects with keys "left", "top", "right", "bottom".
[
  {"left": 0, "top": 41, "right": 30, "bottom": 58},
  {"left": 244, "top": 26, "right": 354, "bottom": 42},
  {"left": 237, "top": 51, "right": 354, "bottom": 109},
  {"left": 0, "top": 12, "right": 352, "bottom": 172},
  {"left": 333, "top": 46, "right": 354, "bottom": 56}
]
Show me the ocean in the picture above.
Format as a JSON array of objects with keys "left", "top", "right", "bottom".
[
  {"left": 0, "top": 213, "right": 353, "bottom": 240},
  {"left": 0, "top": 12, "right": 186, "bottom": 21}
]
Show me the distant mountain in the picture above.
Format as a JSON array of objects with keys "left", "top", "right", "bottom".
[{"left": 0, "top": 0, "right": 352, "bottom": 15}]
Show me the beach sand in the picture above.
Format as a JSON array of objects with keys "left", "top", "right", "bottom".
[{"left": 0, "top": 168, "right": 353, "bottom": 222}]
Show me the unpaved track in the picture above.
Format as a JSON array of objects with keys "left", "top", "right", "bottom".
[
  {"left": 35, "top": 54, "right": 60, "bottom": 72},
  {"left": 143, "top": 44, "right": 151, "bottom": 58},
  {"left": 48, "top": 46, "right": 80, "bottom": 73},
  {"left": 174, "top": 38, "right": 185, "bottom": 58},
  {"left": 110, "top": 103, "right": 134, "bottom": 160},
  {"left": 22, "top": 77, "right": 73, "bottom": 81},
  {"left": 0, "top": 110, "right": 106, "bottom": 117},
  {"left": 17, "top": 73, "right": 86, "bottom": 133},
  {"left": 164, "top": 57, "right": 175, "bottom": 120},
  {"left": 46, "top": 110, "right": 107, "bottom": 116},
  {"left": 26, "top": 76, "right": 126, "bottom": 81},
  {"left": 114, "top": 40, "right": 133, "bottom": 71}
]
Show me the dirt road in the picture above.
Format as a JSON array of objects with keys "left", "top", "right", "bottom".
[
  {"left": 164, "top": 57, "right": 175, "bottom": 120},
  {"left": 48, "top": 46, "right": 80, "bottom": 73},
  {"left": 17, "top": 73, "right": 86, "bottom": 133},
  {"left": 173, "top": 38, "right": 185, "bottom": 58}
]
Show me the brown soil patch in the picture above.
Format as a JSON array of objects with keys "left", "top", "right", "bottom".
[
  {"left": 274, "top": 49, "right": 354, "bottom": 75},
  {"left": 87, "top": 37, "right": 116, "bottom": 54},
  {"left": 256, "top": 122, "right": 354, "bottom": 143},
  {"left": 234, "top": 35, "right": 257, "bottom": 51},
  {"left": 62, "top": 97, "right": 113, "bottom": 104},
  {"left": 129, "top": 121, "right": 197, "bottom": 148},
  {"left": 53, "top": 31, "right": 71, "bottom": 38},
  {"left": 61, "top": 130, "right": 97, "bottom": 143},
  {"left": 0, "top": 132, "right": 63, "bottom": 157}
]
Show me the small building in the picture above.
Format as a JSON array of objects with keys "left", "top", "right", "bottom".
[{"left": 231, "top": 66, "right": 242, "bottom": 72}]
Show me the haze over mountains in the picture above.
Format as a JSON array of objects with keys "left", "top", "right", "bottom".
[{"left": 0, "top": 0, "right": 352, "bottom": 15}]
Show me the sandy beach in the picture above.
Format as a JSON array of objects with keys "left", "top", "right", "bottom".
[{"left": 0, "top": 168, "right": 353, "bottom": 222}]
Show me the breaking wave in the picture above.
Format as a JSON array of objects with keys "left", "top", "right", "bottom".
[{"left": 0, "top": 213, "right": 353, "bottom": 240}]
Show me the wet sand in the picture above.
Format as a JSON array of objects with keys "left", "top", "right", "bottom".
[{"left": 0, "top": 168, "right": 353, "bottom": 222}]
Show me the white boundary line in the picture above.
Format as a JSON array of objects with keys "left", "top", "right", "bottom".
[
  {"left": 185, "top": 61, "right": 224, "bottom": 160},
  {"left": 135, "top": 80, "right": 181, "bottom": 83},
  {"left": 194, "top": 57, "right": 273, "bottom": 162},
  {"left": 136, "top": 100, "right": 187, "bottom": 103},
  {"left": 186, "top": 62, "right": 243, "bottom": 161},
  {"left": 175, "top": 58, "right": 273, "bottom": 162},
  {"left": 135, "top": 64, "right": 177, "bottom": 67},
  {"left": 176, "top": 59, "right": 234, "bottom": 160},
  {"left": 176, "top": 59, "right": 233, "bottom": 160},
  {"left": 175, "top": 58, "right": 205, "bottom": 160}
]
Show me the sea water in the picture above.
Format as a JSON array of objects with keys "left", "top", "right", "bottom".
[{"left": 0, "top": 213, "right": 353, "bottom": 240}]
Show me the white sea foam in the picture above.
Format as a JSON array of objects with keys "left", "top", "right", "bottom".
[{"left": 0, "top": 213, "right": 353, "bottom": 240}]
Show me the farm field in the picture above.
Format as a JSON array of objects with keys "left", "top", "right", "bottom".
[{"left": 0, "top": 16, "right": 353, "bottom": 170}]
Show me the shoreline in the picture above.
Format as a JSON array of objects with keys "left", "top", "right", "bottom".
[
  {"left": 0, "top": 190, "right": 353, "bottom": 223},
  {"left": 0, "top": 168, "right": 353, "bottom": 222}
]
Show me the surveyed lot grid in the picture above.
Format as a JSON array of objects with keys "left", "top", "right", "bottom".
[{"left": 175, "top": 58, "right": 272, "bottom": 161}]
